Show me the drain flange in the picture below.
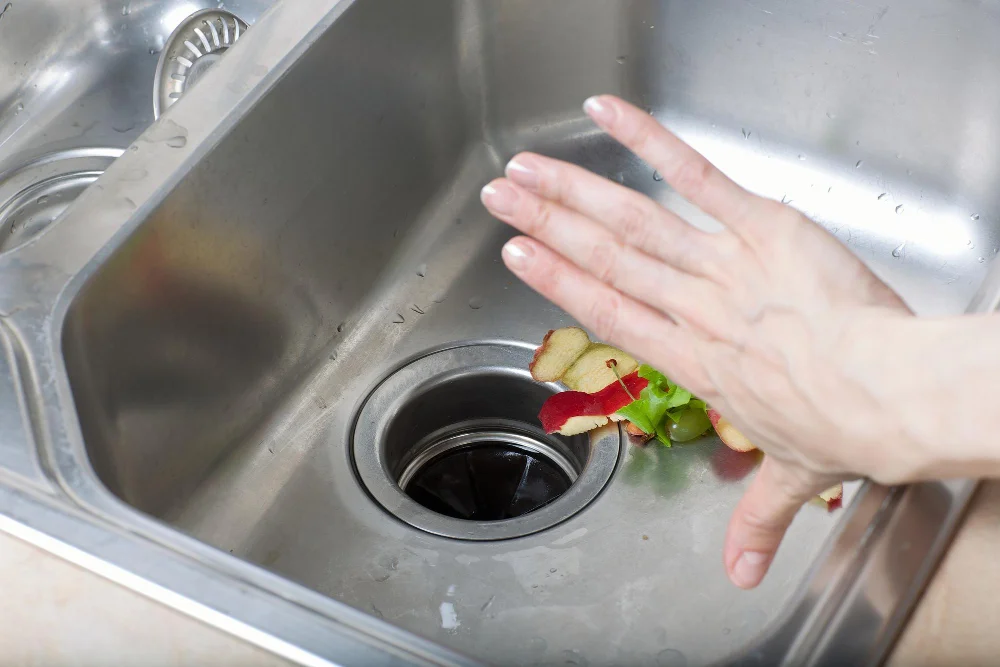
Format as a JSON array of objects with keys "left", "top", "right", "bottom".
[
  {"left": 0, "top": 148, "right": 120, "bottom": 254},
  {"left": 352, "top": 343, "right": 622, "bottom": 540}
]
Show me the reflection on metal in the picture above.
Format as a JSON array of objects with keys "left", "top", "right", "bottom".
[{"left": 0, "top": 0, "right": 995, "bottom": 665}]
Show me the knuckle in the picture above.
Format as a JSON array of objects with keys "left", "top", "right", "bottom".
[
  {"left": 672, "top": 158, "right": 713, "bottom": 199},
  {"left": 618, "top": 204, "right": 651, "bottom": 248},
  {"left": 739, "top": 508, "right": 786, "bottom": 534},
  {"left": 587, "top": 241, "right": 620, "bottom": 284},
  {"left": 528, "top": 198, "right": 555, "bottom": 235},
  {"left": 587, "top": 291, "right": 623, "bottom": 343}
]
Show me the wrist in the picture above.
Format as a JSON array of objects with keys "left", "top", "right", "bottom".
[{"left": 855, "top": 312, "right": 1000, "bottom": 482}]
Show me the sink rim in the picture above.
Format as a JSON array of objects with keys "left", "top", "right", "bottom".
[{"left": 0, "top": 0, "right": 986, "bottom": 664}]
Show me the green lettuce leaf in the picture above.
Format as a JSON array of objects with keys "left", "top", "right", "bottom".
[{"left": 616, "top": 365, "right": 707, "bottom": 446}]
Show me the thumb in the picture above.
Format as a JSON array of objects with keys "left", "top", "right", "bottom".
[{"left": 723, "top": 456, "right": 831, "bottom": 589}]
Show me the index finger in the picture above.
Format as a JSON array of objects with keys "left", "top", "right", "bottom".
[{"left": 582, "top": 95, "right": 758, "bottom": 232}]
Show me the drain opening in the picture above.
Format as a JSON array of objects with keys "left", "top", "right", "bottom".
[
  {"left": 353, "top": 344, "right": 621, "bottom": 541},
  {"left": 399, "top": 424, "right": 576, "bottom": 521}
]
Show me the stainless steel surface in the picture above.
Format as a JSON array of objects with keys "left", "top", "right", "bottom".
[
  {"left": 353, "top": 343, "right": 622, "bottom": 540},
  {"left": 153, "top": 9, "right": 249, "bottom": 119},
  {"left": 0, "top": 0, "right": 269, "bottom": 252},
  {"left": 0, "top": 0, "right": 995, "bottom": 665},
  {"left": 0, "top": 148, "right": 119, "bottom": 253}
]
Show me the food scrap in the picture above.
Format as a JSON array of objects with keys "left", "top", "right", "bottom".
[{"left": 530, "top": 327, "right": 843, "bottom": 510}]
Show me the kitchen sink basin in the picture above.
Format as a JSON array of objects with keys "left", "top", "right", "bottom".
[
  {"left": 0, "top": 0, "right": 273, "bottom": 253},
  {"left": 0, "top": 0, "right": 994, "bottom": 665}
]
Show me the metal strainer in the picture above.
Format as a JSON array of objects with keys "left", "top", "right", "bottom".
[{"left": 153, "top": 9, "right": 249, "bottom": 119}]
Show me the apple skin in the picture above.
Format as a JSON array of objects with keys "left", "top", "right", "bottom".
[
  {"left": 707, "top": 409, "right": 757, "bottom": 453},
  {"left": 529, "top": 327, "right": 592, "bottom": 383},
  {"left": 819, "top": 483, "right": 844, "bottom": 511},
  {"left": 561, "top": 344, "right": 639, "bottom": 394},
  {"left": 539, "top": 372, "right": 648, "bottom": 436}
]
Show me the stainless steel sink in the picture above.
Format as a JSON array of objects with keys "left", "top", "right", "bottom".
[{"left": 0, "top": 0, "right": 992, "bottom": 665}]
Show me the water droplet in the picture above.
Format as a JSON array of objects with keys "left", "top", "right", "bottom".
[
  {"left": 121, "top": 2, "right": 130, "bottom": 15},
  {"left": 149, "top": 47, "right": 159, "bottom": 55},
  {"left": 532, "top": 125, "right": 540, "bottom": 133},
  {"left": 797, "top": 154, "right": 806, "bottom": 161},
  {"left": 892, "top": 242, "right": 906, "bottom": 258},
  {"left": 129, "top": 144, "right": 139, "bottom": 152},
  {"left": 895, "top": 204, "right": 904, "bottom": 214},
  {"left": 166, "top": 135, "right": 187, "bottom": 148},
  {"left": 742, "top": 128, "right": 751, "bottom": 139},
  {"left": 416, "top": 263, "right": 427, "bottom": 278},
  {"left": 972, "top": 213, "right": 981, "bottom": 221},
  {"left": 653, "top": 170, "right": 663, "bottom": 182},
  {"left": 112, "top": 120, "right": 135, "bottom": 133},
  {"left": 723, "top": 628, "right": 731, "bottom": 635},
  {"left": 906, "top": 168, "right": 913, "bottom": 176},
  {"left": 615, "top": 172, "right": 626, "bottom": 185},
  {"left": 336, "top": 322, "right": 345, "bottom": 333},
  {"left": 431, "top": 291, "right": 447, "bottom": 304},
  {"left": 616, "top": 55, "right": 627, "bottom": 64},
  {"left": 35, "top": 195, "right": 49, "bottom": 205},
  {"left": 968, "top": 239, "right": 975, "bottom": 247},
  {"left": 877, "top": 193, "right": 888, "bottom": 200},
  {"left": 549, "top": 568, "right": 557, "bottom": 573},
  {"left": 468, "top": 297, "right": 484, "bottom": 310},
  {"left": 13, "top": 102, "right": 23, "bottom": 115},
  {"left": 855, "top": 160, "right": 864, "bottom": 169},
  {"left": 826, "top": 111, "right": 837, "bottom": 119},
  {"left": 979, "top": 256, "right": 986, "bottom": 263},
  {"left": 562, "top": 649, "right": 589, "bottom": 666}
]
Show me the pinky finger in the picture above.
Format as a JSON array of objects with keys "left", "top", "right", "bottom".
[{"left": 502, "top": 236, "right": 709, "bottom": 393}]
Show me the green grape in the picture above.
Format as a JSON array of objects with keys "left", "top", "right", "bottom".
[{"left": 667, "top": 407, "right": 712, "bottom": 443}]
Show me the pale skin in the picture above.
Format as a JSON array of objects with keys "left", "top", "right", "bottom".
[{"left": 480, "top": 94, "right": 1000, "bottom": 590}]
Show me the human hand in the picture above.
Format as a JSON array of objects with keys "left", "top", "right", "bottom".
[{"left": 480, "top": 94, "right": 919, "bottom": 589}]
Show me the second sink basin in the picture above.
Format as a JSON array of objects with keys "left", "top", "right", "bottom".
[{"left": 20, "top": 0, "right": 998, "bottom": 664}]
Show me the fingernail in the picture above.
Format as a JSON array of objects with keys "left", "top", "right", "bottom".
[
  {"left": 480, "top": 181, "right": 518, "bottom": 216},
  {"left": 502, "top": 240, "right": 534, "bottom": 270},
  {"left": 505, "top": 157, "right": 540, "bottom": 190},
  {"left": 583, "top": 96, "right": 616, "bottom": 126},
  {"left": 731, "top": 551, "right": 770, "bottom": 589}
]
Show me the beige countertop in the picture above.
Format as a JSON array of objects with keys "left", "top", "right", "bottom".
[
  {"left": 4, "top": 483, "right": 997, "bottom": 666},
  {"left": 0, "top": 532, "right": 288, "bottom": 667}
]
